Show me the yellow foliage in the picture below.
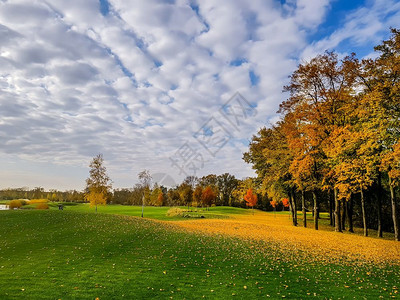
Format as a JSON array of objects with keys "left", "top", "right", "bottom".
[
  {"left": 85, "top": 190, "right": 106, "bottom": 208},
  {"left": 29, "top": 199, "right": 48, "bottom": 204},
  {"left": 166, "top": 208, "right": 185, "bottom": 217},
  {"left": 170, "top": 211, "right": 400, "bottom": 265},
  {"left": 36, "top": 203, "right": 49, "bottom": 210},
  {"left": 381, "top": 140, "right": 400, "bottom": 186},
  {"left": 9, "top": 200, "right": 22, "bottom": 209}
]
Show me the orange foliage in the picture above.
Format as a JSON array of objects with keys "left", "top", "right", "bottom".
[
  {"left": 244, "top": 188, "right": 257, "bottom": 208},
  {"left": 201, "top": 186, "right": 216, "bottom": 207},
  {"left": 270, "top": 200, "right": 278, "bottom": 208},
  {"left": 281, "top": 198, "right": 290, "bottom": 208},
  {"left": 156, "top": 192, "right": 164, "bottom": 206}
]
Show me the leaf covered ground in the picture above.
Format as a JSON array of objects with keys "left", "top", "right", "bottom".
[{"left": 170, "top": 211, "right": 400, "bottom": 266}]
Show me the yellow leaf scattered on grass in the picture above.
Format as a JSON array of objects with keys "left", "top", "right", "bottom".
[{"left": 168, "top": 211, "right": 400, "bottom": 266}]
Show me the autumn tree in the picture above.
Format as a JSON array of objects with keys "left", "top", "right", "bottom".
[
  {"left": 231, "top": 178, "right": 256, "bottom": 207},
  {"left": 270, "top": 200, "right": 278, "bottom": 216},
  {"left": 179, "top": 183, "right": 193, "bottom": 210},
  {"left": 280, "top": 51, "right": 358, "bottom": 230},
  {"left": 281, "top": 198, "right": 290, "bottom": 211},
  {"left": 325, "top": 124, "right": 378, "bottom": 236},
  {"left": 150, "top": 184, "right": 163, "bottom": 206},
  {"left": 244, "top": 119, "right": 297, "bottom": 226},
  {"left": 193, "top": 185, "right": 203, "bottom": 207},
  {"left": 372, "top": 29, "right": 400, "bottom": 241},
  {"left": 244, "top": 188, "right": 257, "bottom": 214},
  {"left": 157, "top": 192, "right": 165, "bottom": 206},
  {"left": 198, "top": 174, "right": 220, "bottom": 204},
  {"left": 85, "top": 154, "right": 112, "bottom": 212},
  {"left": 202, "top": 186, "right": 216, "bottom": 210},
  {"left": 340, "top": 28, "right": 400, "bottom": 240},
  {"left": 167, "top": 188, "right": 181, "bottom": 206}
]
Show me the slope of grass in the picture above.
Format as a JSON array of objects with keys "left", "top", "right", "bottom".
[{"left": 0, "top": 210, "right": 399, "bottom": 299}]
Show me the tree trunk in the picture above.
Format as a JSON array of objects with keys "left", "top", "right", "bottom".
[
  {"left": 312, "top": 190, "right": 318, "bottom": 230},
  {"left": 302, "top": 190, "right": 307, "bottom": 228},
  {"left": 347, "top": 195, "right": 354, "bottom": 233},
  {"left": 141, "top": 195, "right": 144, "bottom": 218},
  {"left": 389, "top": 175, "right": 399, "bottom": 241},
  {"left": 290, "top": 188, "right": 297, "bottom": 226},
  {"left": 341, "top": 200, "right": 346, "bottom": 231},
  {"left": 360, "top": 188, "right": 368, "bottom": 237},
  {"left": 377, "top": 173, "right": 383, "bottom": 238},
  {"left": 334, "top": 188, "right": 342, "bottom": 232},
  {"left": 329, "top": 189, "right": 334, "bottom": 226}
]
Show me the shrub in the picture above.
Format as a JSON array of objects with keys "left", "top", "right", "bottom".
[
  {"left": 18, "top": 199, "right": 29, "bottom": 206},
  {"left": 29, "top": 199, "right": 48, "bottom": 204},
  {"left": 166, "top": 207, "right": 185, "bottom": 217},
  {"left": 36, "top": 203, "right": 49, "bottom": 210},
  {"left": 9, "top": 200, "right": 22, "bottom": 209},
  {"left": 166, "top": 208, "right": 205, "bottom": 218}
]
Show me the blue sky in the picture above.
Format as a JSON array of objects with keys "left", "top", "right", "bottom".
[{"left": 0, "top": 0, "right": 399, "bottom": 190}]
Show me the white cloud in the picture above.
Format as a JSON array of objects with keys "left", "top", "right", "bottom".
[
  {"left": 0, "top": 0, "right": 398, "bottom": 190},
  {"left": 301, "top": 0, "right": 400, "bottom": 60}
]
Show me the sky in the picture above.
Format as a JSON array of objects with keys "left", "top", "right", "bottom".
[{"left": 0, "top": 0, "right": 400, "bottom": 191}]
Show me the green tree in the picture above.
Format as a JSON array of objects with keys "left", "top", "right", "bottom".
[{"left": 216, "top": 173, "right": 238, "bottom": 206}]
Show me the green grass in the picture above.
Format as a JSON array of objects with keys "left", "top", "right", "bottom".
[
  {"left": 0, "top": 210, "right": 399, "bottom": 299},
  {"left": 59, "top": 203, "right": 250, "bottom": 221}
]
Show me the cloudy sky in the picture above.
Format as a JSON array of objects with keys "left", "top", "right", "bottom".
[{"left": 0, "top": 0, "right": 399, "bottom": 190}]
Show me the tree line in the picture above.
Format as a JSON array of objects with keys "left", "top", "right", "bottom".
[
  {"left": 85, "top": 155, "right": 263, "bottom": 210},
  {"left": 244, "top": 28, "right": 400, "bottom": 241},
  {"left": 0, "top": 187, "right": 84, "bottom": 202},
  {"left": 0, "top": 170, "right": 266, "bottom": 210}
]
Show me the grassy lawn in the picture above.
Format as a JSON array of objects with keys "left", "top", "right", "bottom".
[
  {"left": 0, "top": 209, "right": 399, "bottom": 299},
  {"left": 53, "top": 203, "right": 250, "bottom": 221}
]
